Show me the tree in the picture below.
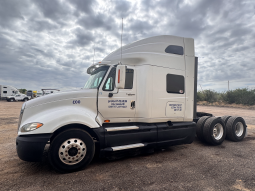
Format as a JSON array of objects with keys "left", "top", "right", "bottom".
[{"left": 18, "top": 89, "right": 27, "bottom": 94}]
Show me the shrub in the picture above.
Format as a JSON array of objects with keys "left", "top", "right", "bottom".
[
  {"left": 197, "top": 88, "right": 255, "bottom": 105},
  {"left": 222, "top": 88, "right": 255, "bottom": 105},
  {"left": 203, "top": 90, "right": 218, "bottom": 103},
  {"left": 197, "top": 91, "right": 204, "bottom": 102}
]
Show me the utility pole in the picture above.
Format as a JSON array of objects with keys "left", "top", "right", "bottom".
[
  {"left": 199, "top": 84, "right": 203, "bottom": 92},
  {"left": 228, "top": 80, "right": 229, "bottom": 91}
]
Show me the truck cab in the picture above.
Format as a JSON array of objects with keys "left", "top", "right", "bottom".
[{"left": 16, "top": 35, "right": 246, "bottom": 173}]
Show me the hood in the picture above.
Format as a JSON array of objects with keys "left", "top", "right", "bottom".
[{"left": 25, "top": 89, "right": 97, "bottom": 109}]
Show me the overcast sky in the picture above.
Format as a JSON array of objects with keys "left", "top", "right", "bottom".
[{"left": 0, "top": 0, "right": 254, "bottom": 91}]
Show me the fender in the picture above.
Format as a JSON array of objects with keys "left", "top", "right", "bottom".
[{"left": 18, "top": 98, "right": 100, "bottom": 135}]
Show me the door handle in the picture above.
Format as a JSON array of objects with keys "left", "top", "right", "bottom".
[{"left": 131, "top": 101, "right": 135, "bottom": 109}]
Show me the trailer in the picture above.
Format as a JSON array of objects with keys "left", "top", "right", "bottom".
[
  {"left": 16, "top": 35, "right": 247, "bottom": 173},
  {"left": 0, "top": 85, "right": 19, "bottom": 100}
]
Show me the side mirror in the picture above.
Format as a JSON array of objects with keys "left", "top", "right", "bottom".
[{"left": 115, "top": 65, "right": 126, "bottom": 89}]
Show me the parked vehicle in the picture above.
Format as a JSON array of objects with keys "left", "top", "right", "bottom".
[
  {"left": 42, "top": 89, "right": 60, "bottom": 95},
  {"left": 0, "top": 85, "right": 19, "bottom": 100},
  {"left": 36, "top": 90, "right": 43, "bottom": 97},
  {"left": 16, "top": 35, "right": 247, "bottom": 173},
  {"left": 26, "top": 90, "right": 34, "bottom": 99},
  {"left": 7, "top": 93, "right": 30, "bottom": 102}
]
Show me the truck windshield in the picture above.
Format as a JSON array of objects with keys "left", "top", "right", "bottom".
[{"left": 84, "top": 66, "right": 110, "bottom": 89}]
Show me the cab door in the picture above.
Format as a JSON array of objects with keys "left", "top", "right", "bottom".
[
  {"left": 98, "top": 66, "right": 136, "bottom": 119},
  {"left": 15, "top": 95, "right": 22, "bottom": 101}
]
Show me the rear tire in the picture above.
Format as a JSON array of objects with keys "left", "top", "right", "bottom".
[
  {"left": 226, "top": 116, "right": 246, "bottom": 142},
  {"left": 203, "top": 117, "right": 226, "bottom": 145},
  {"left": 48, "top": 129, "right": 95, "bottom": 173},
  {"left": 196, "top": 116, "right": 211, "bottom": 142},
  {"left": 10, "top": 98, "right": 14, "bottom": 102},
  {"left": 221, "top": 115, "right": 231, "bottom": 125}
]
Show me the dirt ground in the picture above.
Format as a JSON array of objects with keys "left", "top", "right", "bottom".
[{"left": 1, "top": 101, "right": 255, "bottom": 191}]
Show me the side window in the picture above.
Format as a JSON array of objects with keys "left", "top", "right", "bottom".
[
  {"left": 103, "top": 67, "right": 134, "bottom": 91},
  {"left": 166, "top": 74, "right": 185, "bottom": 94},
  {"left": 3, "top": 91, "right": 7, "bottom": 93},
  {"left": 103, "top": 67, "right": 116, "bottom": 91},
  {"left": 125, "top": 69, "right": 134, "bottom": 89},
  {"left": 165, "top": 45, "right": 183, "bottom": 55}
]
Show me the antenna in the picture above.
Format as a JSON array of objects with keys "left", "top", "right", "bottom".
[
  {"left": 120, "top": 18, "right": 123, "bottom": 64},
  {"left": 93, "top": 44, "right": 95, "bottom": 65}
]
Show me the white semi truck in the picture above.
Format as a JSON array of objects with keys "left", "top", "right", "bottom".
[
  {"left": 16, "top": 35, "right": 247, "bottom": 173},
  {"left": 0, "top": 85, "right": 19, "bottom": 100}
]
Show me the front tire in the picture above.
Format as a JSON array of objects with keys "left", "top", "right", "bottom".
[{"left": 48, "top": 129, "right": 95, "bottom": 173}]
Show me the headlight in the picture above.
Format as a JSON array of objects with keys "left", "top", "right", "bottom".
[{"left": 21, "top": 123, "right": 43, "bottom": 132}]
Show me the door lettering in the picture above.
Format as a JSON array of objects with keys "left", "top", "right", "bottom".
[{"left": 108, "top": 100, "right": 127, "bottom": 108}]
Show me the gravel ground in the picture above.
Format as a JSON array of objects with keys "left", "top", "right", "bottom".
[{"left": 0, "top": 101, "right": 255, "bottom": 191}]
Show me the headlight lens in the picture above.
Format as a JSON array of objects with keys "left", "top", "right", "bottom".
[{"left": 21, "top": 123, "right": 43, "bottom": 132}]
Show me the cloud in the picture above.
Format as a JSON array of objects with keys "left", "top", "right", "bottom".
[{"left": 0, "top": 0, "right": 254, "bottom": 91}]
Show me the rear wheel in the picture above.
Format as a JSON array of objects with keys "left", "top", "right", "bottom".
[
  {"left": 221, "top": 115, "right": 231, "bottom": 125},
  {"left": 48, "top": 129, "right": 95, "bottom": 173},
  {"left": 203, "top": 117, "right": 226, "bottom": 145},
  {"left": 226, "top": 116, "right": 246, "bottom": 142},
  {"left": 10, "top": 98, "right": 15, "bottom": 102},
  {"left": 196, "top": 116, "right": 211, "bottom": 142}
]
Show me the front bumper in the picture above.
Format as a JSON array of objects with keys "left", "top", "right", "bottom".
[{"left": 16, "top": 134, "right": 52, "bottom": 162}]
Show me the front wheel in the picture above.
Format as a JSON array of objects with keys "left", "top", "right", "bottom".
[
  {"left": 48, "top": 129, "right": 95, "bottom": 173},
  {"left": 23, "top": 98, "right": 28, "bottom": 102}
]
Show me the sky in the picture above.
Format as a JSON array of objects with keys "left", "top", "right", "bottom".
[{"left": 0, "top": 0, "right": 255, "bottom": 92}]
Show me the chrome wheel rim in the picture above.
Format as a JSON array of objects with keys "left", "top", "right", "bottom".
[
  {"left": 213, "top": 123, "right": 224, "bottom": 140},
  {"left": 235, "top": 122, "right": 244, "bottom": 137},
  {"left": 58, "top": 138, "right": 86, "bottom": 165}
]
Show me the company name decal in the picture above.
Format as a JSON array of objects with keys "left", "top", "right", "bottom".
[
  {"left": 169, "top": 104, "right": 182, "bottom": 111},
  {"left": 108, "top": 100, "right": 127, "bottom": 108},
  {"left": 73, "top": 100, "right": 80, "bottom": 104}
]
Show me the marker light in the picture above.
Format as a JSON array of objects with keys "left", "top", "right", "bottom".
[
  {"left": 21, "top": 123, "right": 43, "bottom": 132},
  {"left": 118, "top": 69, "right": 120, "bottom": 83},
  {"left": 104, "top": 120, "right": 110, "bottom": 123}
]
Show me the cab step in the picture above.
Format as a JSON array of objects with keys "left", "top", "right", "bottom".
[{"left": 103, "top": 143, "right": 146, "bottom": 152}]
